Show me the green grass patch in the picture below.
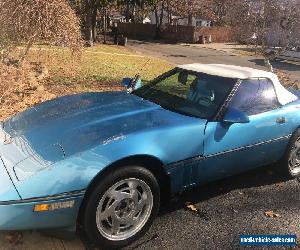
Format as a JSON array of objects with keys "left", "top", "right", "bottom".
[{"left": 26, "top": 44, "right": 174, "bottom": 95}]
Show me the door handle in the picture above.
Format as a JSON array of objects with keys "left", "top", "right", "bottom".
[{"left": 276, "top": 117, "right": 286, "bottom": 124}]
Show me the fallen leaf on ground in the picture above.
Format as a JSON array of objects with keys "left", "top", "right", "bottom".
[
  {"left": 5, "top": 232, "right": 23, "bottom": 245},
  {"left": 185, "top": 202, "right": 198, "bottom": 213},
  {"left": 264, "top": 211, "right": 281, "bottom": 218},
  {"left": 275, "top": 182, "right": 284, "bottom": 187}
]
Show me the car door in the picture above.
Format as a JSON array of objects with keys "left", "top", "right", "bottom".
[{"left": 194, "top": 78, "right": 294, "bottom": 184}]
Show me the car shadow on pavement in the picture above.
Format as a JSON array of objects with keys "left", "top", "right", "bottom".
[{"left": 160, "top": 163, "right": 297, "bottom": 216}]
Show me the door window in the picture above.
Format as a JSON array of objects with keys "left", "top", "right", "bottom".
[{"left": 228, "top": 78, "right": 279, "bottom": 116}]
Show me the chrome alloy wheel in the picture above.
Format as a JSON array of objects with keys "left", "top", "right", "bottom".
[
  {"left": 288, "top": 137, "right": 300, "bottom": 175},
  {"left": 96, "top": 178, "right": 153, "bottom": 241}
]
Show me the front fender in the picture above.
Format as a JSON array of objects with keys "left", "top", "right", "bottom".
[{"left": 14, "top": 123, "right": 205, "bottom": 199}]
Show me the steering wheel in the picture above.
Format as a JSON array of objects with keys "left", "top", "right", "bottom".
[{"left": 197, "top": 90, "right": 215, "bottom": 103}]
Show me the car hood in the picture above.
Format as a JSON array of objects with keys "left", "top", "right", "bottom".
[
  {"left": 3, "top": 91, "right": 164, "bottom": 154},
  {"left": 1, "top": 92, "right": 187, "bottom": 180}
]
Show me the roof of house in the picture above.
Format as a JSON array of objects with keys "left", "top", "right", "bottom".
[{"left": 178, "top": 63, "right": 297, "bottom": 105}]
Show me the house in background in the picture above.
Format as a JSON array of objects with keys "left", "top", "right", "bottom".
[
  {"left": 110, "top": 14, "right": 127, "bottom": 25},
  {"left": 143, "top": 17, "right": 151, "bottom": 24},
  {"left": 173, "top": 17, "right": 212, "bottom": 27},
  {"left": 150, "top": 11, "right": 212, "bottom": 27}
]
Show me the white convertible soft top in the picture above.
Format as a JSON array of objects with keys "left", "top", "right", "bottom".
[{"left": 179, "top": 63, "right": 297, "bottom": 105}]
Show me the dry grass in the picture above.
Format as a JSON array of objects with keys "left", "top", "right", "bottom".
[
  {"left": 28, "top": 44, "right": 173, "bottom": 95},
  {"left": 275, "top": 69, "right": 299, "bottom": 88},
  {"left": 0, "top": 44, "right": 173, "bottom": 121},
  {"left": 0, "top": 63, "right": 56, "bottom": 120}
]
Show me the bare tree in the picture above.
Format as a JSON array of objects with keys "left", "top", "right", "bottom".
[
  {"left": 150, "top": 0, "right": 216, "bottom": 38},
  {"left": 171, "top": 0, "right": 216, "bottom": 22},
  {"left": 212, "top": 0, "right": 231, "bottom": 25},
  {"left": 228, "top": 0, "right": 300, "bottom": 72},
  {"left": 0, "top": 0, "right": 83, "bottom": 63}
]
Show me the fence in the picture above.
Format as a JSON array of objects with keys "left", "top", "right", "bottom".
[{"left": 117, "top": 23, "right": 234, "bottom": 43}]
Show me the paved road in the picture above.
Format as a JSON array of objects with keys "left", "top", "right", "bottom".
[{"left": 128, "top": 40, "right": 300, "bottom": 83}]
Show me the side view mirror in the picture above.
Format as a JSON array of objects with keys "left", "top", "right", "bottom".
[
  {"left": 121, "top": 77, "right": 132, "bottom": 87},
  {"left": 223, "top": 108, "right": 249, "bottom": 124},
  {"left": 121, "top": 76, "right": 142, "bottom": 92}
]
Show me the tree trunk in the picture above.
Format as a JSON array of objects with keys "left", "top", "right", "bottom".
[
  {"left": 126, "top": 2, "right": 130, "bottom": 22},
  {"left": 154, "top": 5, "right": 162, "bottom": 39},
  {"left": 20, "top": 35, "right": 35, "bottom": 64},
  {"left": 103, "top": 8, "right": 107, "bottom": 44},
  {"left": 155, "top": 5, "right": 159, "bottom": 26},
  {"left": 166, "top": 0, "right": 171, "bottom": 24},
  {"left": 92, "top": 6, "right": 97, "bottom": 42},
  {"left": 132, "top": 3, "right": 136, "bottom": 23},
  {"left": 188, "top": 14, "right": 194, "bottom": 26},
  {"left": 85, "top": 0, "right": 93, "bottom": 46},
  {"left": 140, "top": 2, "right": 145, "bottom": 23},
  {"left": 159, "top": 2, "right": 165, "bottom": 26}
]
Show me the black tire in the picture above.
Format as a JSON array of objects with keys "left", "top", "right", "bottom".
[
  {"left": 281, "top": 129, "right": 300, "bottom": 178},
  {"left": 82, "top": 165, "right": 160, "bottom": 249}
]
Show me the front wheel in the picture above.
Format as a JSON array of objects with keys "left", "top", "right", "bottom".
[{"left": 82, "top": 166, "right": 160, "bottom": 249}]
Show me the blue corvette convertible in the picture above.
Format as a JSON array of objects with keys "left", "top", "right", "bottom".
[{"left": 0, "top": 64, "right": 300, "bottom": 248}]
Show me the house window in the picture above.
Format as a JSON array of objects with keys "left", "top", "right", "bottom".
[{"left": 196, "top": 20, "right": 203, "bottom": 27}]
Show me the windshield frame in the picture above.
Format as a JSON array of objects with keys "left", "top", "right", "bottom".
[{"left": 132, "top": 67, "right": 239, "bottom": 120}]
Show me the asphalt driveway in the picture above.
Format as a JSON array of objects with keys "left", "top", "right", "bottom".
[
  {"left": 128, "top": 40, "right": 300, "bottom": 83},
  {"left": 125, "top": 165, "right": 300, "bottom": 250}
]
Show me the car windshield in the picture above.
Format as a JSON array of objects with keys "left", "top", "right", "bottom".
[{"left": 133, "top": 68, "right": 237, "bottom": 119}]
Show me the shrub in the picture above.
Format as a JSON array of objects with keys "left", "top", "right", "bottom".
[{"left": 0, "top": 0, "right": 83, "bottom": 63}]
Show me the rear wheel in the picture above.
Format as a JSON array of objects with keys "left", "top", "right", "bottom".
[
  {"left": 282, "top": 129, "right": 300, "bottom": 178},
  {"left": 82, "top": 166, "right": 160, "bottom": 249}
]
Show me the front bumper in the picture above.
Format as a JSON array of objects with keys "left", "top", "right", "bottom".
[{"left": 0, "top": 192, "right": 84, "bottom": 231}]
